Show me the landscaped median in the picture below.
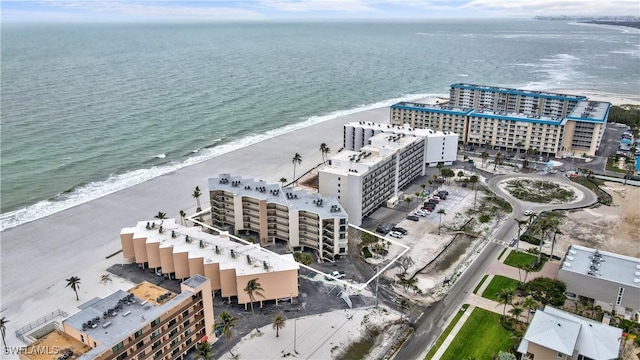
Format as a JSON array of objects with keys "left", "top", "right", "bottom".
[{"left": 425, "top": 306, "right": 512, "bottom": 360}]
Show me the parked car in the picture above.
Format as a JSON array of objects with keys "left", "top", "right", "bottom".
[
  {"left": 428, "top": 198, "right": 440, "bottom": 204},
  {"left": 524, "top": 210, "right": 533, "bottom": 216},
  {"left": 414, "top": 210, "right": 428, "bottom": 217},
  {"left": 436, "top": 178, "right": 445, "bottom": 184},
  {"left": 461, "top": 182, "right": 468, "bottom": 188},
  {"left": 389, "top": 231, "right": 403, "bottom": 239},
  {"left": 332, "top": 271, "right": 345, "bottom": 279},
  {"left": 391, "top": 227, "right": 408, "bottom": 235},
  {"left": 558, "top": 167, "right": 566, "bottom": 172},
  {"left": 406, "top": 215, "right": 419, "bottom": 221},
  {"left": 437, "top": 194, "right": 447, "bottom": 200},
  {"left": 438, "top": 190, "right": 449, "bottom": 196},
  {"left": 376, "top": 225, "right": 390, "bottom": 234}
]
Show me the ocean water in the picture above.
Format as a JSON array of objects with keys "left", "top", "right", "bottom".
[{"left": 1, "top": 20, "right": 639, "bottom": 230}]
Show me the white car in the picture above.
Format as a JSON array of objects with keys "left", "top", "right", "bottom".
[
  {"left": 414, "top": 210, "right": 428, "bottom": 217},
  {"left": 389, "top": 231, "right": 404, "bottom": 239},
  {"left": 524, "top": 210, "right": 533, "bottom": 216}
]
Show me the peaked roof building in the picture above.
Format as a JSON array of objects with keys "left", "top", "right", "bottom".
[{"left": 517, "top": 306, "right": 622, "bottom": 360}]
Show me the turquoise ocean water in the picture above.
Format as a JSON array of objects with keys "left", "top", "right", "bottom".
[{"left": 1, "top": 20, "right": 639, "bottom": 230}]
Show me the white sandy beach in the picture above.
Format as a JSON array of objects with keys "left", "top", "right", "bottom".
[{"left": 0, "top": 91, "right": 637, "bottom": 355}]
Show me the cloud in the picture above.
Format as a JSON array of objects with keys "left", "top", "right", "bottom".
[
  {"left": 29, "top": 1, "right": 265, "bottom": 20},
  {"left": 258, "top": 0, "right": 379, "bottom": 13},
  {"left": 461, "top": 0, "right": 640, "bottom": 16}
]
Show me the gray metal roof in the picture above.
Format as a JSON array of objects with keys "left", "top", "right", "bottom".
[
  {"left": 64, "top": 288, "right": 193, "bottom": 359},
  {"left": 567, "top": 100, "right": 610, "bottom": 123},
  {"left": 518, "top": 306, "right": 622, "bottom": 359},
  {"left": 208, "top": 173, "right": 347, "bottom": 219},
  {"left": 561, "top": 244, "right": 640, "bottom": 288}
]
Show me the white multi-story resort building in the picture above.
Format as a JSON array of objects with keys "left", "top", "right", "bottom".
[
  {"left": 390, "top": 83, "right": 610, "bottom": 157},
  {"left": 208, "top": 174, "right": 348, "bottom": 261},
  {"left": 319, "top": 124, "right": 458, "bottom": 225},
  {"left": 558, "top": 245, "right": 640, "bottom": 319}
]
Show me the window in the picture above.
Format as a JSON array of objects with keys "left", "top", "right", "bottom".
[
  {"left": 154, "top": 350, "right": 163, "bottom": 359},
  {"left": 556, "top": 352, "right": 563, "bottom": 358},
  {"left": 150, "top": 329, "right": 161, "bottom": 339},
  {"left": 152, "top": 340, "right": 161, "bottom": 350},
  {"left": 137, "top": 341, "right": 144, "bottom": 350},
  {"left": 151, "top": 318, "right": 161, "bottom": 327},
  {"left": 134, "top": 329, "right": 143, "bottom": 339},
  {"left": 112, "top": 341, "right": 124, "bottom": 353},
  {"left": 80, "top": 335, "right": 84, "bottom": 343},
  {"left": 117, "top": 353, "right": 128, "bottom": 360}
]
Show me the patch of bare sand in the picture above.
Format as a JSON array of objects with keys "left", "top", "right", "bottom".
[{"left": 556, "top": 182, "right": 640, "bottom": 257}]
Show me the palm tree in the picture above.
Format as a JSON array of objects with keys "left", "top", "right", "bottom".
[
  {"left": 292, "top": 153, "right": 302, "bottom": 186},
  {"left": 526, "top": 211, "right": 537, "bottom": 226},
  {"left": 280, "top": 177, "right": 287, "bottom": 188},
  {"left": 66, "top": 276, "right": 81, "bottom": 301},
  {"left": 494, "top": 152, "right": 503, "bottom": 171},
  {"left": 179, "top": 210, "right": 186, "bottom": 226},
  {"left": 509, "top": 305, "right": 524, "bottom": 321},
  {"left": 194, "top": 341, "right": 215, "bottom": 360},
  {"left": 244, "top": 278, "right": 265, "bottom": 333},
  {"left": 192, "top": 186, "right": 202, "bottom": 211},
  {"left": 420, "top": 183, "right": 427, "bottom": 194},
  {"left": 522, "top": 297, "right": 539, "bottom": 323},
  {"left": 436, "top": 163, "right": 444, "bottom": 176},
  {"left": 399, "top": 298, "right": 411, "bottom": 321},
  {"left": 272, "top": 314, "right": 286, "bottom": 337},
  {"left": 437, "top": 209, "right": 446, "bottom": 235},
  {"left": 495, "top": 287, "right": 516, "bottom": 316},
  {"left": 1, "top": 317, "right": 9, "bottom": 348},
  {"left": 549, "top": 226, "right": 563, "bottom": 262},
  {"left": 154, "top": 211, "right": 167, "bottom": 225},
  {"left": 319, "top": 143, "right": 330, "bottom": 165},
  {"left": 514, "top": 219, "right": 528, "bottom": 253},
  {"left": 100, "top": 274, "right": 112, "bottom": 285},
  {"left": 215, "top": 311, "right": 238, "bottom": 356},
  {"left": 469, "top": 175, "right": 479, "bottom": 210},
  {"left": 404, "top": 196, "right": 413, "bottom": 214},
  {"left": 481, "top": 151, "right": 489, "bottom": 168}
]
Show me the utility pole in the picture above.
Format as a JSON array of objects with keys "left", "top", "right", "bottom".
[{"left": 375, "top": 264, "right": 379, "bottom": 307}]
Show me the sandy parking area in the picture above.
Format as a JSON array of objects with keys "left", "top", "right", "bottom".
[{"left": 555, "top": 182, "right": 640, "bottom": 257}]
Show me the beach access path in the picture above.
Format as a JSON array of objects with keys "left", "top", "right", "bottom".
[{"left": 0, "top": 106, "right": 392, "bottom": 347}]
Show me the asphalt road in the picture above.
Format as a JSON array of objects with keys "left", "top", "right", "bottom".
[{"left": 393, "top": 242, "right": 503, "bottom": 360}]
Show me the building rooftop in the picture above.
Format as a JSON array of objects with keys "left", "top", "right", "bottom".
[
  {"left": 561, "top": 244, "right": 640, "bottom": 289},
  {"left": 451, "top": 83, "right": 587, "bottom": 101},
  {"left": 468, "top": 109, "right": 568, "bottom": 125},
  {"left": 518, "top": 306, "right": 622, "bottom": 359},
  {"left": 208, "top": 174, "right": 347, "bottom": 219},
  {"left": 122, "top": 219, "right": 300, "bottom": 276},
  {"left": 21, "top": 330, "right": 91, "bottom": 360},
  {"left": 346, "top": 121, "right": 457, "bottom": 137},
  {"left": 128, "top": 282, "right": 176, "bottom": 307},
  {"left": 64, "top": 285, "right": 194, "bottom": 359},
  {"left": 391, "top": 102, "right": 473, "bottom": 115},
  {"left": 566, "top": 100, "right": 611, "bottom": 123}
]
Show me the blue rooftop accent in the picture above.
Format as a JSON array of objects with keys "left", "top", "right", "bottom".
[
  {"left": 468, "top": 111, "right": 566, "bottom": 125},
  {"left": 450, "top": 83, "right": 587, "bottom": 101},
  {"left": 637, "top": 156, "right": 640, "bottom": 172},
  {"left": 391, "top": 103, "right": 473, "bottom": 116}
]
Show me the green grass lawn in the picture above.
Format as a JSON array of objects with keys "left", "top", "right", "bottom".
[
  {"left": 481, "top": 275, "right": 520, "bottom": 301},
  {"left": 424, "top": 304, "right": 469, "bottom": 360},
  {"left": 439, "top": 308, "right": 513, "bottom": 360},
  {"left": 503, "top": 251, "right": 537, "bottom": 269}
]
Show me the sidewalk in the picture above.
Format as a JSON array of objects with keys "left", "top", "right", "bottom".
[{"left": 431, "top": 305, "right": 475, "bottom": 360}]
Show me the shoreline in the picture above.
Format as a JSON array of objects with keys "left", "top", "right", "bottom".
[{"left": 0, "top": 89, "right": 636, "bottom": 348}]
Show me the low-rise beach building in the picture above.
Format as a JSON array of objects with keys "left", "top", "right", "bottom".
[
  {"left": 319, "top": 129, "right": 440, "bottom": 225},
  {"left": 208, "top": 174, "right": 348, "bottom": 261},
  {"left": 517, "top": 306, "right": 622, "bottom": 360},
  {"left": 390, "top": 83, "right": 610, "bottom": 157},
  {"left": 558, "top": 245, "right": 640, "bottom": 319},
  {"left": 120, "top": 219, "right": 300, "bottom": 306},
  {"left": 20, "top": 275, "right": 214, "bottom": 360}
]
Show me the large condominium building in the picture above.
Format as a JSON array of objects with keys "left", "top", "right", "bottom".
[
  {"left": 558, "top": 245, "right": 640, "bottom": 319},
  {"left": 320, "top": 128, "right": 453, "bottom": 225},
  {"left": 343, "top": 121, "right": 458, "bottom": 166},
  {"left": 208, "top": 174, "right": 348, "bottom": 261},
  {"left": 120, "top": 219, "right": 300, "bottom": 306},
  {"left": 21, "top": 275, "right": 214, "bottom": 360},
  {"left": 390, "top": 83, "right": 610, "bottom": 157}
]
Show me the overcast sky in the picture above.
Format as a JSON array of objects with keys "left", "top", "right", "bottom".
[{"left": 2, "top": 0, "right": 639, "bottom": 22}]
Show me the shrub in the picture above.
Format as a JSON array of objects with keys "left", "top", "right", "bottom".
[{"left": 479, "top": 214, "right": 491, "bottom": 223}]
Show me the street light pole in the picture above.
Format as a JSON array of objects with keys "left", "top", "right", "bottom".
[{"left": 375, "top": 264, "right": 379, "bottom": 307}]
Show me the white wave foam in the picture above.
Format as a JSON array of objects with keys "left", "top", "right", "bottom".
[
  {"left": 0, "top": 92, "right": 442, "bottom": 231},
  {"left": 154, "top": 153, "right": 166, "bottom": 159},
  {"left": 456, "top": 74, "right": 469, "bottom": 77}
]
